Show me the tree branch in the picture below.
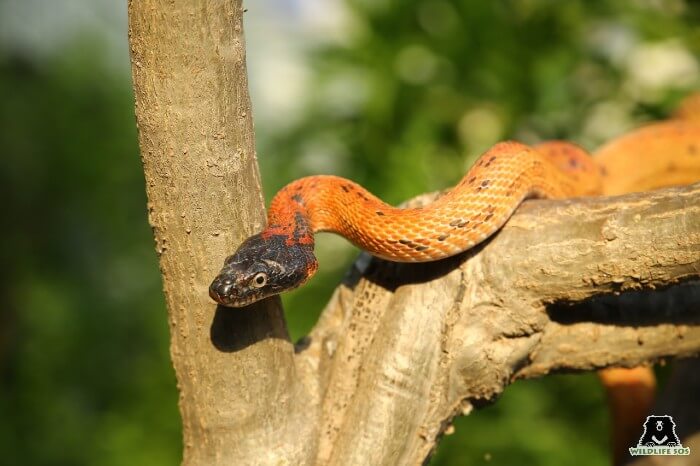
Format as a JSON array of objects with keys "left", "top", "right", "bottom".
[{"left": 302, "top": 183, "right": 700, "bottom": 465}]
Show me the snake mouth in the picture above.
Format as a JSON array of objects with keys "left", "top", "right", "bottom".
[
  {"left": 209, "top": 276, "right": 243, "bottom": 307},
  {"left": 209, "top": 287, "right": 254, "bottom": 308},
  {"left": 209, "top": 275, "right": 266, "bottom": 308}
]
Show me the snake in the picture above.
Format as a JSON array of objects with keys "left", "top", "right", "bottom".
[{"left": 209, "top": 116, "right": 700, "bottom": 308}]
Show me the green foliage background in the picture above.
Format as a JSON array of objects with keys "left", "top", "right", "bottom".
[{"left": 1, "top": 1, "right": 697, "bottom": 465}]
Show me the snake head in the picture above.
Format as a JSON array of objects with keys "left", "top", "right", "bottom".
[{"left": 209, "top": 233, "right": 318, "bottom": 307}]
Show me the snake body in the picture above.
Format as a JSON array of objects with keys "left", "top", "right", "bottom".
[{"left": 210, "top": 119, "right": 700, "bottom": 307}]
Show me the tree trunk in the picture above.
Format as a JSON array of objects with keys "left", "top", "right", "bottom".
[
  {"left": 128, "top": 1, "right": 314, "bottom": 464},
  {"left": 128, "top": 2, "right": 700, "bottom": 465}
]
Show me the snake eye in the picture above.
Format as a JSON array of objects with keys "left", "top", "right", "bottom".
[{"left": 252, "top": 272, "right": 268, "bottom": 288}]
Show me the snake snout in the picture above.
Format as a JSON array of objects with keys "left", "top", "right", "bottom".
[{"left": 209, "top": 276, "right": 237, "bottom": 305}]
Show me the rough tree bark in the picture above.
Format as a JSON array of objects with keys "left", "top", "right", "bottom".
[{"left": 128, "top": 1, "right": 700, "bottom": 465}]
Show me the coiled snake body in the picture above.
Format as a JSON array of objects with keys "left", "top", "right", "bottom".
[{"left": 210, "top": 119, "right": 700, "bottom": 307}]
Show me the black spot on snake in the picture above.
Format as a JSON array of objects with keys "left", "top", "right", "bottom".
[
  {"left": 376, "top": 211, "right": 385, "bottom": 216},
  {"left": 341, "top": 185, "right": 350, "bottom": 193},
  {"left": 414, "top": 245, "right": 429, "bottom": 252},
  {"left": 449, "top": 219, "right": 463, "bottom": 227},
  {"left": 484, "top": 213, "right": 494, "bottom": 222},
  {"left": 437, "top": 234, "right": 449, "bottom": 241},
  {"left": 481, "top": 179, "right": 490, "bottom": 187}
]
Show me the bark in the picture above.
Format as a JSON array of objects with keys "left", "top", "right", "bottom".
[{"left": 128, "top": 2, "right": 700, "bottom": 465}]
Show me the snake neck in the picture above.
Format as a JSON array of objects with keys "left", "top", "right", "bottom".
[
  {"left": 263, "top": 201, "right": 315, "bottom": 248},
  {"left": 265, "top": 175, "right": 384, "bottom": 245}
]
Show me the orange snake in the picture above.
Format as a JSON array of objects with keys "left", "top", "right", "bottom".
[{"left": 210, "top": 117, "right": 700, "bottom": 307}]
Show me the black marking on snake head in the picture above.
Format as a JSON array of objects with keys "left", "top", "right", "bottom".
[
  {"left": 341, "top": 184, "right": 351, "bottom": 193},
  {"left": 209, "top": 232, "right": 318, "bottom": 308},
  {"left": 437, "top": 234, "right": 449, "bottom": 241},
  {"left": 468, "top": 177, "right": 477, "bottom": 185},
  {"left": 481, "top": 179, "right": 490, "bottom": 187},
  {"left": 457, "top": 220, "right": 469, "bottom": 228},
  {"left": 291, "top": 194, "right": 304, "bottom": 204},
  {"left": 484, "top": 213, "right": 494, "bottom": 222},
  {"left": 376, "top": 211, "right": 385, "bottom": 216},
  {"left": 414, "top": 245, "right": 429, "bottom": 252},
  {"left": 485, "top": 156, "right": 497, "bottom": 167},
  {"left": 449, "top": 219, "right": 462, "bottom": 227}
]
